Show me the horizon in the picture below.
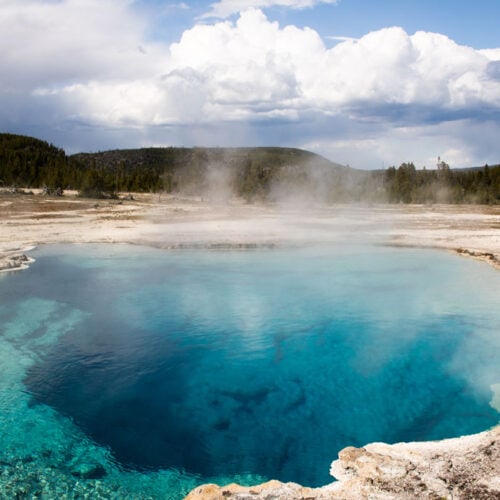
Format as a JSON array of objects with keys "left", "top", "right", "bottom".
[
  {"left": 1, "top": 0, "right": 500, "bottom": 169},
  {"left": 4, "top": 131, "right": 499, "bottom": 172}
]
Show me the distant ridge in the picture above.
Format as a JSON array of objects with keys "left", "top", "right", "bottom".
[
  {"left": 71, "top": 146, "right": 351, "bottom": 200},
  {"left": 451, "top": 165, "right": 500, "bottom": 172},
  {"left": 72, "top": 146, "right": 345, "bottom": 170},
  {"left": 0, "top": 133, "right": 353, "bottom": 200},
  {"left": 0, "top": 133, "right": 498, "bottom": 203}
]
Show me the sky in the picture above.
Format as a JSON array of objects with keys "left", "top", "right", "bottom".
[{"left": 1, "top": 0, "right": 500, "bottom": 169}]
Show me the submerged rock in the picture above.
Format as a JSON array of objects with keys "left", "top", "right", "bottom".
[
  {"left": 70, "top": 461, "right": 107, "bottom": 480},
  {"left": 185, "top": 425, "right": 500, "bottom": 499}
]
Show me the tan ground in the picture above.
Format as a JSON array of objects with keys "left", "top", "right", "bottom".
[{"left": 0, "top": 189, "right": 499, "bottom": 271}]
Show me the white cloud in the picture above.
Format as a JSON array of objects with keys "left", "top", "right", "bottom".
[
  {"left": 326, "top": 35, "right": 358, "bottom": 43},
  {"left": 163, "top": 14, "right": 500, "bottom": 120},
  {"left": 0, "top": 0, "right": 166, "bottom": 91},
  {"left": 2, "top": 3, "right": 500, "bottom": 167},
  {"left": 479, "top": 48, "right": 500, "bottom": 61},
  {"left": 300, "top": 120, "right": 495, "bottom": 170},
  {"left": 53, "top": 74, "right": 211, "bottom": 127},
  {"left": 201, "top": 0, "right": 338, "bottom": 19},
  {"left": 168, "top": 2, "right": 190, "bottom": 10}
]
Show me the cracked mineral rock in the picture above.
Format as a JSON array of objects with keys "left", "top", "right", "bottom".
[
  {"left": 0, "top": 253, "right": 30, "bottom": 272},
  {"left": 185, "top": 425, "right": 499, "bottom": 499}
]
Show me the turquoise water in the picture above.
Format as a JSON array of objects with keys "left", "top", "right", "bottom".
[{"left": 0, "top": 244, "right": 499, "bottom": 498}]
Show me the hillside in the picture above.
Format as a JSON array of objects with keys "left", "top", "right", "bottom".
[
  {"left": 0, "top": 133, "right": 366, "bottom": 202},
  {"left": 71, "top": 146, "right": 357, "bottom": 201},
  {"left": 0, "top": 133, "right": 74, "bottom": 189},
  {"left": 0, "top": 133, "right": 498, "bottom": 203}
]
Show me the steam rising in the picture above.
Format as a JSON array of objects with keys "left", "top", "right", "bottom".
[
  {"left": 205, "top": 163, "right": 238, "bottom": 204},
  {"left": 151, "top": 149, "right": 386, "bottom": 206}
]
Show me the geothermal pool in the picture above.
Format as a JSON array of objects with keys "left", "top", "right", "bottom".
[{"left": 0, "top": 244, "right": 499, "bottom": 498}]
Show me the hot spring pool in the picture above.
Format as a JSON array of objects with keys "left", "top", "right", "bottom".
[{"left": 0, "top": 244, "right": 499, "bottom": 498}]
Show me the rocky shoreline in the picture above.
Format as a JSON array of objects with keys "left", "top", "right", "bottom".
[
  {"left": 186, "top": 426, "right": 500, "bottom": 499},
  {"left": 455, "top": 247, "right": 500, "bottom": 270},
  {"left": 0, "top": 253, "right": 33, "bottom": 273},
  {"left": 3, "top": 246, "right": 499, "bottom": 274},
  {"left": 1, "top": 191, "right": 499, "bottom": 269}
]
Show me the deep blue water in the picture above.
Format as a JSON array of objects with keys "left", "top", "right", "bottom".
[{"left": 1, "top": 244, "right": 499, "bottom": 491}]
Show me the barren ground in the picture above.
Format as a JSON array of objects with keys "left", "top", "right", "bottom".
[{"left": 1, "top": 189, "right": 499, "bottom": 271}]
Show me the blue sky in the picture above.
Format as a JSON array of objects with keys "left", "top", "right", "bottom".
[
  {"left": 140, "top": 0, "right": 500, "bottom": 49},
  {"left": 1, "top": 0, "right": 500, "bottom": 169},
  {"left": 263, "top": 0, "right": 500, "bottom": 49}
]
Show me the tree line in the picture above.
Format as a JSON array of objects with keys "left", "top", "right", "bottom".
[
  {"left": 0, "top": 133, "right": 498, "bottom": 204},
  {"left": 382, "top": 161, "right": 499, "bottom": 204}
]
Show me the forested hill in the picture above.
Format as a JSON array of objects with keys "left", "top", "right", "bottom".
[
  {"left": 0, "top": 133, "right": 363, "bottom": 201},
  {"left": 0, "top": 133, "right": 72, "bottom": 188},
  {"left": 71, "top": 146, "right": 349, "bottom": 200},
  {"left": 0, "top": 132, "right": 498, "bottom": 203}
]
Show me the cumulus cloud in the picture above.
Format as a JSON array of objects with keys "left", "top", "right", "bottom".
[
  {"left": 2, "top": 3, "right": 500, "bottom": 166},
  {"left": 0, "top": 0, "right": 166, "bottom": 91},
  {"left": 47, "top": 9, "right": 500, "bottom": 128},
  {"left": 201, "top": 0, "right": 338, "bottom": 20},
  {"left": 166, "top": 12, "right": 500, "bottom": 124}
]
